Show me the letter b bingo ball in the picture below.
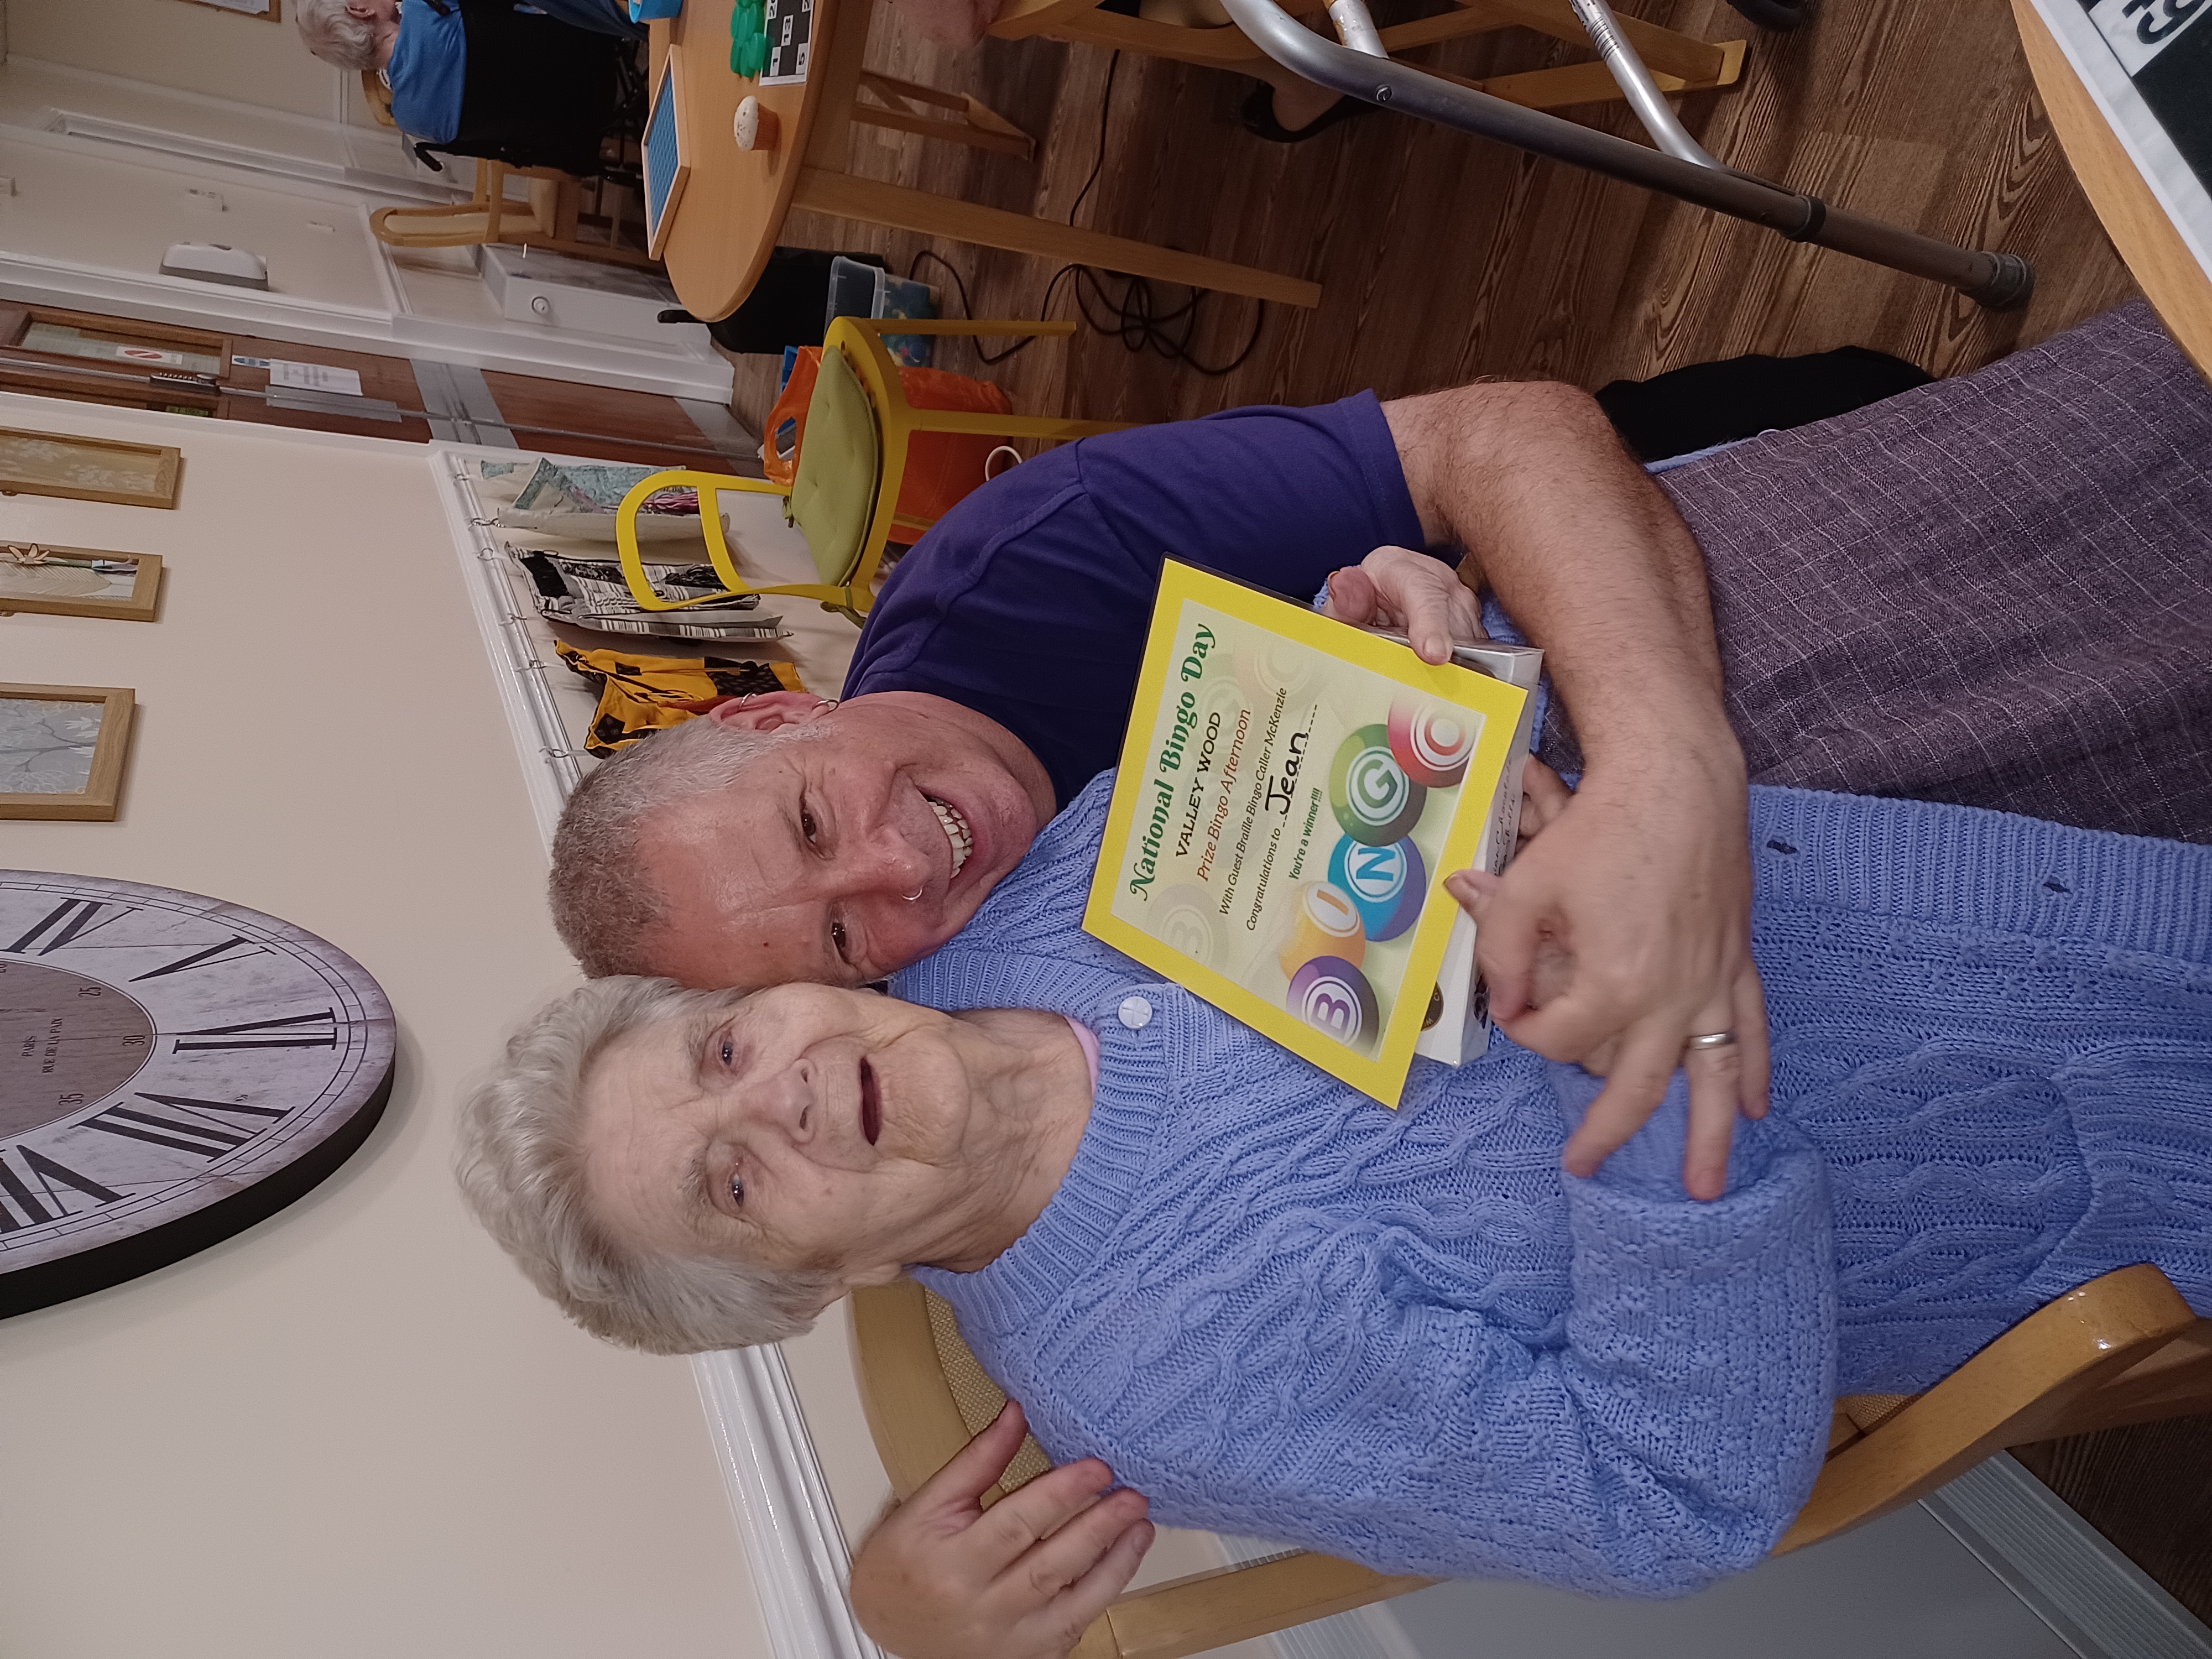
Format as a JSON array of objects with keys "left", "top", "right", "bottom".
[
  {"left": 1388, "top": 700, "right": 1479, "bottom": 789},
  {"left": 1327, "top": 834, "right": 1427, "bottom": 941},
  {"left": 1329, "top": 724, "right": 1425, "bottom": 846},
  {"left": 1287, "top": 956, "right": 1380, "bottom": 1051}
]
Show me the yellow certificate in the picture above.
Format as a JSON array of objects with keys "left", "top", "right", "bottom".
[{"left": 1084, "top": 561, "right": 1527, "bottom": 1104}]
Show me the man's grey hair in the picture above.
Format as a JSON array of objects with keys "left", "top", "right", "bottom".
[
  {"left": 453, "top": 974, "right": 843, "bottom": 1353},
  {"left": 550, "top": 716, "right": 822, "bottom": 979},
  {"left": 294, "top": 0, "right": 382, "bottom": 69}
]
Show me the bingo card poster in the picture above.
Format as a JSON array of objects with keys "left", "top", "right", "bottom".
[
  {"left": 761, "top": 0, "right": 813, "bottom": 86},
  {"left": 1084, "top": 561, "right": 1526, "bottom": 1106},
  {"left": 2033, "top": 0, "right": 2212, "bottom": 276}
]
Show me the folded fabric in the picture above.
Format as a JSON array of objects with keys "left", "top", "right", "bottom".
[{"left": 555, "top": 642, "right": 802, "bottom": 755}]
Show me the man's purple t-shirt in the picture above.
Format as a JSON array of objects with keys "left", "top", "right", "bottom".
[{"left": 843, "top": 393, "right": 1423, "bottom": 809}]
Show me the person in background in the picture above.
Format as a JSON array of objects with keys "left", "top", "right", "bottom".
[
  {"left": 294, "top": 0, "right": 403, "bottom": 71},
  {"left": 295, "top": 0, "right": 639, "bottom": 147}
]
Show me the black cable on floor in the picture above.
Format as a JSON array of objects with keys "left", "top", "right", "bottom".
[{"left": 907, "top": 50, "right": 1268, "bottom": 378}]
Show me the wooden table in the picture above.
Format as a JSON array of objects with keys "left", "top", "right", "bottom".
[
  {"left": 2011, "top": 0, "right": 2212, "bottom": 377},
  {"left": 649, "top": 0, "right": 1323, "bottom": 321}
]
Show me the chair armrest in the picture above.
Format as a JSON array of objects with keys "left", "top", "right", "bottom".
[
  {"left": 1100, "top": 1554, "right": 1434, "bottom": 1659},
  {"left": 849, "top": 1282, "right": 978, "bottom": 1502},
  {"left": 614, "top": 468, "right": 781, "bottom": 611},
  {"left": 1776, "top": 1264, "right": 2197, "bottom": 1554}
]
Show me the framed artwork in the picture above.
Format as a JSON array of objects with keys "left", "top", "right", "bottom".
[
  {"left": 0, "top": 686, "right": 136, "bottom": 821},
  {"left": 0, "top": 545, "right": 163, "bottom": 623},
  {"left": 0, "top": 428, "right": 181, "bottom": 509}
]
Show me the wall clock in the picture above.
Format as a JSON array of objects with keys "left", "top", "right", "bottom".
[{"left": 1, "top": 870, "right": 395, "bottom": 1317}]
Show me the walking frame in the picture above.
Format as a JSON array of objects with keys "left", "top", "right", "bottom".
[{"left": 1215, "top": 0, "right": 2037, "bottom": 309}]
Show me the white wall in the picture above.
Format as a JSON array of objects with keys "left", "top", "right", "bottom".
[
  {"left": 0, "top": 58, "right": 734, "bottom": 398},
  {"left": 7, "top": 0, "right": 348, "bottom": 122},
  {"left": 0, "top": 55, "right": 417, "bottom": 171},
  {"left": 0, "top": 128, "right": 395, "bottom": 310},
  {"left": 0, "top": 394, "right": 770, "bottom": 1659}
]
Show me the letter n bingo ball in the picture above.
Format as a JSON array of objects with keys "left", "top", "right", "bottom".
[
  {"left": 1327, "top": 834, "right": 1426, "bottom": 941},
  {"left": 1388, "top": 701, "right": 1479, "bottom": 789},
  {"left": 1287, "top": 956, "right": 1380, "bottom": 1051},
  {"left": 1329, "top": 724, "right": 1426, "bottom": 846}
]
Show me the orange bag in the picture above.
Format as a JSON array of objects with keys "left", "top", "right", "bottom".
[{"left": 765, "top": 347, "right": 1014, "bottom": 530}]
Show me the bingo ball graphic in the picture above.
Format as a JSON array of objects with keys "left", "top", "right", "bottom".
[
  {"left": 1156, "top": 885, "right": 1225, "bottom": 969},
  {"left": 1329, "top": 724, "right": 1426, "bottom": 846},
  {"left": 1287, "top": 956, "right": 1380, "bottom": 1051},
  {"left": 1327, "top": 834, "right": 1427, "bottom": 941},
  {"left": 1388, "top": 701, "right": 1480, "bottom": 789},
  {"left": 1277, "top": 880, "right": 1366, "bottom": 979}
]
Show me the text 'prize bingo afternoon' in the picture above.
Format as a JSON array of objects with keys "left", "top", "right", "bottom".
[{"left": 1085, "top": 562, "right": 1529, "bottom": 1105}]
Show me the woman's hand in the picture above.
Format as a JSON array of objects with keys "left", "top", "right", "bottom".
[
  {"left": 850, "top": 1401, "right": 1155, "bottom": 1659},
  {"left": 1321, "top": 545, "right": 1487, "bottom": 664}
]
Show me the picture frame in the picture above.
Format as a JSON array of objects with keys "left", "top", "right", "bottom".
[
  {"left": 177, "top": 0, "right": 282, "bottom": 19},
  {"left": 0, "top": 545, "right": 164, "bottom": 623},
  {"left": 0, "top": 685, "right": 137, "bottom": 821},
  {"left": 0, "top": 427, "right": 182, "bottom": 509}
]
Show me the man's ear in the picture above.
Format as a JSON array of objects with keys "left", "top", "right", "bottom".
[{"left": 703, "top": 690, "right": 836, "bottom": 734}]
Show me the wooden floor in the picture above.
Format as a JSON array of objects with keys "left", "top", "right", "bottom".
[
  {"left": 2015, "top": 1418, "right": 2212, "bottom": 1626},
  {"left": 727, "top": 0, "right": 2140, "bottom": 428}
]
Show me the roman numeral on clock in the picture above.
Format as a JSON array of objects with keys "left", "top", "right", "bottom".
[
  {"left": 81, "top": 1093, "right": 288, "bottom": 1159},
  {"left": 4, "top": 898, "right": 136, "bottom": 957},
  {"left": 0, "top": 1146, "right": 126, "bottom": 1232},
  {"left": 130, "top": 936, "right": 269, "bottom": 982},
  {"left": 172, "top": 1010, "right": 338, "bottom": 1053}
]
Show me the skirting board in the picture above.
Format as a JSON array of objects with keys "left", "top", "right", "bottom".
[{"left": 1923, "top": 1453, "right": 2212, "bottom": 1659}]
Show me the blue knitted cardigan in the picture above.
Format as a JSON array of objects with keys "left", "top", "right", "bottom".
[{"left": 895, "top": 775, "right": 2212, "bottom": 1598}]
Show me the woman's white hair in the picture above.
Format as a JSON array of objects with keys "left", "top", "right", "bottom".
[
  {"left": 550, "top": 715, "right": 823, "bottom": 979},
  {"left": 294, "top": 0, "right": 382, "bottom": 69},
  {"left": 454, "top": 975, "right": 844, "bottom": 1354}
]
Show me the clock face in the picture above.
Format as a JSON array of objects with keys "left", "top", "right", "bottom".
[{"left": 1, "top": 870, "right": 395, "bottom": 1318}]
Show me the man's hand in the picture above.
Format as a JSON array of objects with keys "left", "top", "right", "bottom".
[
  {"left": 1320, "top": 544, "right": 1486, "bottom": 665},
  {"left": 849, "top": 1401, "right": 1155, "bottom": 1659},
  {"left": 1372, "top": 380, "right": 1772, "bottom": 1197},
  {"left": 1443, "top": 739, "right": 1769, "bottom": 1201}
]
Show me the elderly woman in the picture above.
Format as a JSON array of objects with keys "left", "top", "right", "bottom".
[{"left": 458, "top": 772, "right": 2211, "bottom": 1625}]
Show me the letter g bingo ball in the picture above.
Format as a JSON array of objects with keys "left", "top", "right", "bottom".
[
  {"left": 1329, "top": 724, "right": 1426, "bottom": 846},
  {"left": 1387, "top": 701, "right": 1479, "bottom": 789}
]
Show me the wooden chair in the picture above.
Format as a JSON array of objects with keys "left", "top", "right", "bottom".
[
  {"left": 613, "top": 316, "right": 1131, "bottom": 625},
  {"left": 369, "top": 160, "right": 657, "bottom": 268},
  {"left": 987, "top": 0, "right": 1746, "bottom": 116},
  {"left": 851, "top": 1264, "right": 2212, "bottom": 1659},
  {"left": 361, "top": 70, "right": 398, "bottom": 130}
]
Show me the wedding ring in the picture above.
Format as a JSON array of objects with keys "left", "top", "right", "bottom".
[{"left": 1683, "top": 1030, "right": 1739, "bottom": 1052}]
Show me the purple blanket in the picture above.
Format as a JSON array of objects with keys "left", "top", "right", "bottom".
[{"left": 1583, "top": 302, "right": 2211, "bottom": 843}]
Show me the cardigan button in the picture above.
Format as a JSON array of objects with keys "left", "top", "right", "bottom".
[{"left": 1117, "top": 995, "right": 1154, "bottom": 1030}]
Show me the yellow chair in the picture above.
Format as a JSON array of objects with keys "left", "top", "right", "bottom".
[
  {"left": 614, "top": 317, "right": 1131, "bottom": 627},
  {"left": 851, "top": 1265, "right": 2212, "bottom": 1659}
]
